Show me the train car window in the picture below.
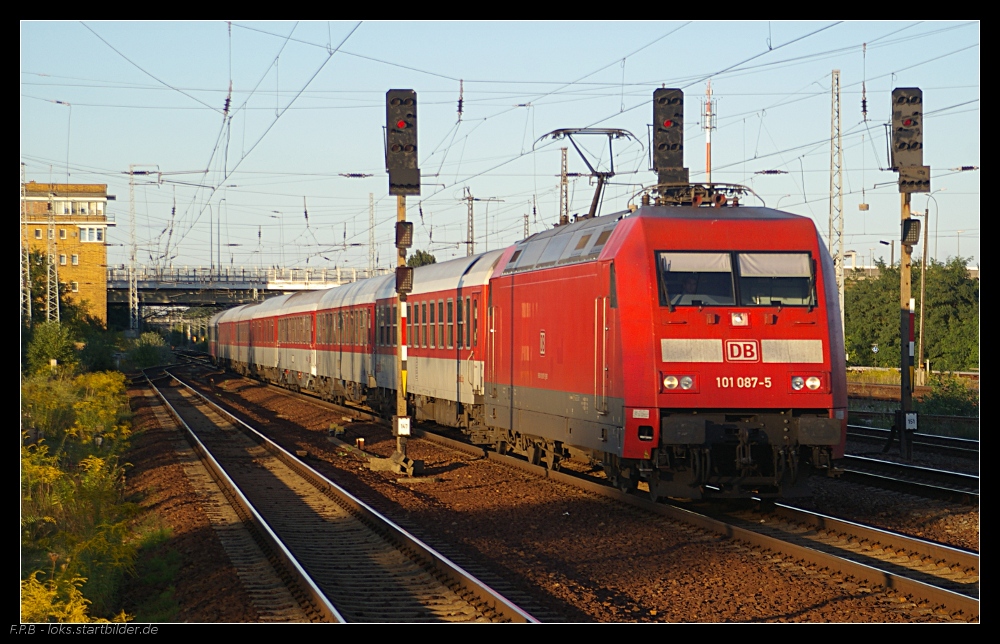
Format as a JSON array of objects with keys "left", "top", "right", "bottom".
[
  {"left": 465, "top": 298, "right": 472, "bottom": 348},
  {"left": 456, "top": 298, "right": 464, "bottom": 349},
  {"left": 447, "top": 299, "right": 454, "bottom": 349},
  {"left": 737, "top": 253, "right": 815, "bottom": 306},
  {"left": 412, "top": 303, "right": 419, "bottom": 348},
  {"left": 428, "top": 302, "right": 435, "bottom": 348},
  {"left": 656, "top": 252, "right": 735, "bottom": 306},
  {"left": 473, "top": 298, "right": 478, "bottom": 347},
  {"left": 392, "top": 305, "right": 398, "bottom": 347},
  {"left": 438, "top": 300, "right": 444, "bottom": 349}
]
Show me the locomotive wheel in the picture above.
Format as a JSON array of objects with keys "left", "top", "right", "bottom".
[
  {"left": 617, "top": 475, "right": 637, "bottom": 494},
  {"left": 647, "top": 473, "right": 662, "bottom": 502}
]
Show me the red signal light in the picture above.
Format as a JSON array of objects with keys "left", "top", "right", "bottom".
[
  {"left": 663, "top": 120, "right": 673, "bottom": 128},
  {"left": 396, "top": 120, "right": 407, "bottom": 129},
  {"left": 902, "top": 118, "right": 913, "bottom": 126}
]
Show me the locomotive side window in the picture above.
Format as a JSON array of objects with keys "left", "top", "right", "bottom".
[
  {"left": 737, "top": 253, "right": 815, "bottom": 306},
  {"left": 656, "top": 252, "right": 735, "bottom": 306}
]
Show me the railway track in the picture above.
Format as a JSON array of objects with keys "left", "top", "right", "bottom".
[
  {"left": 137, "top": 384, "right": 315, "bottom": 623},
  {"left": 175, "top": 362, "right": 978, "bottom": 621},
  {"left": 839, "top": 455, "right": 979, "bottom": 505},
  {"left": 485, "top": 452, "right": 979, "bottom": 619},
  {"left": 847, "top": 425, "right": 979, "bottom": 459},
  {"left": 147, "top": 367, "right": 535, "bottom": 623},
  {"left": 403, "top": 422, "right": 980, "bottom": 619}
]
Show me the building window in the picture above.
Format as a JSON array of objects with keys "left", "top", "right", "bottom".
[
  {"left": 71, "top": 282, "right": 79, "bottom": 292},
  {"left": 59, "top": 229, "right": 67, "bottom": 239},
  {"left": 59, "top": 254, "right": 67, "bottom": 265},
  {"left": 72, "top": 254, "right": 79, "bottom": 266},
  {"left": 35, "top": 229, "right": 41, "bottom": 239},
  {"left": 96, "top": 228, "right": 103, "bottom": 242},
  {"left": 62, "top": 202, "right": 70, "bottom": 215}
]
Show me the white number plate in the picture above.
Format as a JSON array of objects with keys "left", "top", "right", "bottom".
[{"left": 716, "top": 376, "right": 772, "bottom": 389}]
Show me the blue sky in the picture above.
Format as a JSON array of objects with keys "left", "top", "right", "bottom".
[{"left": 20, "top": 21, "right": 980, "bottom": 270}]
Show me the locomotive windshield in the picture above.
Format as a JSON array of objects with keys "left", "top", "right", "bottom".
[
  {"left": 737, "top": 253, "right": 815, "bottom": 306},
  {"left": 657, "top": 252, "right": 735, "bottom": 306},
  {"left": 657, "top": 251, "right": 815, "bottom": 307}
]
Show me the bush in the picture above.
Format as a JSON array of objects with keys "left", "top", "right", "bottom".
[
  {"left": 917, "top": 375, "right": 979, "bottom": 417},
  {"left": 121, "top": 333, "right": 172, "bottom": 371},
  {"left": 21, "top": 369, "right": 136, "bottom": 622},
  {"left": 26, "top": 322, "right": 78, "bottom": 375}
]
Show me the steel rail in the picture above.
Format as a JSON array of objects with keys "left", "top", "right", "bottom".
[{"left": 164, "top": 367, "right": 537, "bottom": 624}]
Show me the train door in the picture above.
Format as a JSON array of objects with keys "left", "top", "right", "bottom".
[
  {"left": 469, "top": 295, "right": 483, "bottom": 395},
  {"left": 309, "top": 313, "right": 318, "bottom": 377},
  {"left": 595, "top": 262, "right": 617, "bottom": 416},
  {"left": 366, "top": 307, "right": 377, "bottom": 388}
]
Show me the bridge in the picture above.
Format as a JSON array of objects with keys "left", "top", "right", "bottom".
[{"left": 107, "top": 265, "right": 391, "bottom": 307}]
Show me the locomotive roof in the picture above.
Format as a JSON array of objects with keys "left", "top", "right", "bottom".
[{"left": 499, "top": 205, "right": 813, "bottom": 275}]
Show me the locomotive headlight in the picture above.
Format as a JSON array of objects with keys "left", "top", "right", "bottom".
[
  {"left": 806, "top": 376, "right": 821, "bottom": 390},
  {"left": 791, "top": 376, "right": 805, "bottom": 391},
  {"left": 664, "top": 375, "right": 679, "bottom": 389},
  {"left": 680, "top": 376, "right": 694, "bottom": 390}
]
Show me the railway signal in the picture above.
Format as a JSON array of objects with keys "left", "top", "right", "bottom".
[
  {"left": 889, "top": 86, "right": 929, "bottom": 461},
  {"left": 652, "top": 88, "right": 688, "bottom": 186},
  {"left": 385, "top": 89, "right": 422, "bottom": 476},
  {"left": 891, "top": 88, "right": 929, "bottom": 193},
  {"left": 386, "top": 89, "right": 420, "bottom": 196}
]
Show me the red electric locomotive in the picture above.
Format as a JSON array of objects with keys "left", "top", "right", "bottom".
[{"left": 481, "top": 203, "right": 846, "bottom": 499}]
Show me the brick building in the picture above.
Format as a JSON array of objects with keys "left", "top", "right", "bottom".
[{"left": 21, "top": 181, "right": 115, "bottom": 324}]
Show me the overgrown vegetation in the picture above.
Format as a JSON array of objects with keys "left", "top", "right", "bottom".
[
  {"left": 118, "top": 333, "right": 173, "bottom": 372},
  {"left": 20, "top": 267, "right": 180, "bottom": 622},
  {"left": 845, "top": 258, "right": 979, "bottom": 372},
  {"left": 20, "top": 370, "right": 135, "bottom": 622},
  {"left": 917, "top": 374, "right": 979, "bottom": 417}
]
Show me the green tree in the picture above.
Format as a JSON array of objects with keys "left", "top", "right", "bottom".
[
  {"left": 844, "top": 262, "right": 899, "bottom": 367},
  {"left": 26, "top": 322, "right": 79, "bottom": 375},
  {"left": 917, "top": 258, "right": 979, "bottom": 372},
  {"left": 407, "top": 250, "right": 437, "bottom": 267},
  {"left": 845, "top": 258, "right": 978, "bottom": 371}
]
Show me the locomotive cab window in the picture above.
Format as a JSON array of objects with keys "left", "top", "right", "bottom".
[
  {"left": 657, "top": 251, "right": 815, "bottom": 308},
  {"left": 737, "top": 253, "right": 815, "bottom": 306},
  {"left": 656, "top": 252, "right": 735, "bottom": 306}
]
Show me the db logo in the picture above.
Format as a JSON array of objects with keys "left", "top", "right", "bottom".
[{"left": 725, "top": 340, "right": 760, "bottom": 362}]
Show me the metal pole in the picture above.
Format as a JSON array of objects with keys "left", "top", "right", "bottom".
[
  {"left": 917, "top": 207, "right": 929, "bottom": 383},
  {"left": 396, "top": 195, "right": 408, "bottom": 458},
  {"left": 899, "top": 193, "right": 914, "bottom": 460}
]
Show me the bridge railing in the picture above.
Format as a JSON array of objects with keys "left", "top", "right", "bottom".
[{"left": 107, "top": 265, "right": 392, "bottom": 289}]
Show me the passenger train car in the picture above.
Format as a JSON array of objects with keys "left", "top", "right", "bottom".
[{"left": 211, "top": 203, "right": 846, "bottom": 500}]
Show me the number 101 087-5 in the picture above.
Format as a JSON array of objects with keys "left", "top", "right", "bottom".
[{"left": 716, "top": 376, "right": 771, "bottom": 388}]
